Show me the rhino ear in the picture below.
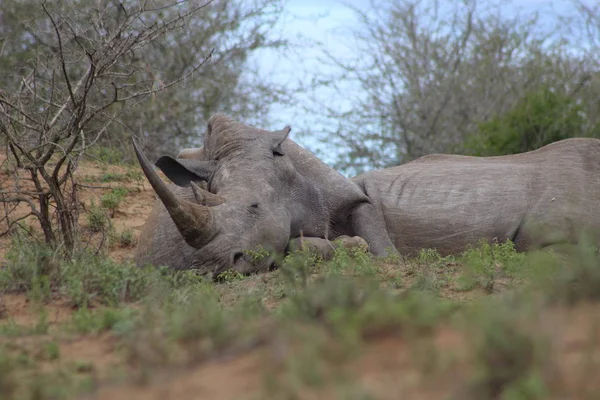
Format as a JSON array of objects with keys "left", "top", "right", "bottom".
[
  {"left": 270, "top": 125, "right": 291, "bottom": 156},
  {"left": 176, "top": 146, "right": 205, "bottom": 160},
  {"left": 154, "top": 156, "right": 217, "bottom": 187}
]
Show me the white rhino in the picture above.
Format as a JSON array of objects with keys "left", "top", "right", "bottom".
[
  {"left": 351, "top": 137, "right": 600, "bottom": 256},
  {"left": 134, "top": 115, "right": 394, "bottom": 275}
]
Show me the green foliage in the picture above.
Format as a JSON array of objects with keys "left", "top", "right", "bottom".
[
  {"left": 278, "top": 246, "right": 323, "bottom": 290},
  {"left": 243, "top": 245, "right": 271, "bottom": 263},
  {"left": 533, "top": 236, "right": 600, "bottom": 306},
  {"left": 0, "top": 235, "right": 62, "bottom": 295},
  {"left": 95, "top": 170, "right": 143, "bottom": 183},
  {"left": 279, "top": 247, "right": 457, "bottom": 347},
  {"left": 62, "top": 255, "right": 159, "bottom": 308},
  {"left": 465, "top": 88, "right": 595, "bottom": 156},
  {"left": 5, "top": 230, "right": 600, "bottom": 398},
  {"left": 101, "top": 188, "right": 129, "bottom": 216},
  {"left": 0, "top": 237, "right": 208, "bottom": 308},
  {"left": 411, "top": 248, "right": 456, "bottom": 292},
  {"left": 116, "top": 229, "right": 137, "bottom": 248},
  {"left": 0, "top": 0, "right": 291, "bottom": 162},
  {"left": 457, "top": 239, "right": 525, "bottom": 292},
  {"left": 87, "top": 201, "right": 112, "bottom": 233},
  {"left": 44, "top": 341, "right": 61, "bottom": 361},
  {"left": 88, "top": 146, "right": 126, "bottom": 165},
  {"left": 69, "top": 307, "right": 137, "bottom": 334},
  {"left": 216, "top": 270, "right": 246, "bottom": 283},
  {"left": 466, "top": 298, "right": 548, "bottom": 399},
  {"left": 327, "top": 244, "right": 375, "bottom": 276}
]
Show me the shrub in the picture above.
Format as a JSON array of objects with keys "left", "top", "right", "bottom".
[
  {"left": 101, "top": 187, "right": 129, "bottom": 217},
  {"left": 87, "top": 202, "right": 112, "bottom": 233},
  {"left": 88, "top": 146, "right": 125, "bottom": 165},
  {"left": 464, "top": 88, "right": 595, "bottom": 156},
  {"left": 117, "top": 229, "right": 137, "bottom": 248},
  {"left": 457, "top": 239, "right": 525, "bottom": 292}
]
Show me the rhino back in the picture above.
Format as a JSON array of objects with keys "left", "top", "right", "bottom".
[{"left": 355, "top": 138, "right": 600, "bottom": 255}]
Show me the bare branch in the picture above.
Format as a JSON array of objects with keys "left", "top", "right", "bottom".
[{"left": 42, "top": 2, "right": 76, "bottom": 106}]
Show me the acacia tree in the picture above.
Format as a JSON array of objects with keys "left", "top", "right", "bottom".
[
  {"left": 312, "top": 0, "right": 600, "bottom": 174},
  {"left": 0, "top": 0, "right": 290, "bottom": 161},
  {"left": 0, "top": 0, "right": 288, "bottom": 257}
]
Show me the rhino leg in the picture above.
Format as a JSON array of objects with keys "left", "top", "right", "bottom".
[
  {"left": 287, "top": 235, "right": 369, "bottom": 260},
  {"left": 350, "top": 202, "right": 399, "bottom": 258}
]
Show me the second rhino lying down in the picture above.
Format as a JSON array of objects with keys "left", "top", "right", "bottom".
[
  {"left": 136, "top": 114, "right": 600, "bottom": 274},
  {"left": 351, "top": 138, "right": 600, "bottom": 256}
]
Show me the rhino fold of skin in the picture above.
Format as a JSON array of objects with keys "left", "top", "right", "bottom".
[
  {"left": 134, "top": 114, "right": 398, "bottom": 274},
  {"left": 351, "top": 137, "right": 600, "bottom": 256}
]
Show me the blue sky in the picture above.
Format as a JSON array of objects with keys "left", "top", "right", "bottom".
[{"left": 250, "top": 0, "right": 589, "bottom": 166}]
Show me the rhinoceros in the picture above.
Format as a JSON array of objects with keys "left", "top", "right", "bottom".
[
  {"left": 350, "top": 137, "right": 600, "bottom": 256},
  {"left": 134, "top": 114, "right": 396, "bottom": 274}
]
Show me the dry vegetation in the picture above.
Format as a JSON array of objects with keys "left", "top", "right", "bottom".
[{"left": 1, "top": 155, "right": 600, "bottom": 400}]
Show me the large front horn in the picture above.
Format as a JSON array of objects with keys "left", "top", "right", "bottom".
[{"left": 132, "top": 138, "right": 219, "bottom": 248}]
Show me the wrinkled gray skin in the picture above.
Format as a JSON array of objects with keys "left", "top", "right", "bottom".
[
  {"left": 351, "top": 138, "right": 600, "bottom": 256},
  {"left": 135, "top": 114, "right": 393, "bottom": 275}
]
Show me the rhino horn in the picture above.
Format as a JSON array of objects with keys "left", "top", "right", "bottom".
[{"left": 132, "top": 138, "right": 218, "bottom": 248}]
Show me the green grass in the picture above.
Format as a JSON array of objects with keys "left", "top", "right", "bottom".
[
  {"left": 2, "top": 235, "right": 600, "bottom": 399},
  {"left": 82, "top": 168, "right": 144, "bottom": 184},
  {"left": 87, "top": 146, "right": 127, "bottom": 165},
  {"left": 0, "top": 235, "right": 209, "bottom": 308},
  {"left": 101, "top": 187, "right": 129, "bottom": 216},
  {"left": 87, "top": 201, "right": 112, "bottom": 233}
]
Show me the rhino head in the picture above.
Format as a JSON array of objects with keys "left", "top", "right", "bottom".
[{"left": 134, "top": 114, "right": 327, "bottom": 275}]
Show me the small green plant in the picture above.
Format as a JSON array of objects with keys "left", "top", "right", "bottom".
[
  {"left": 327, "top": 243, "right": 374, "bottom": 276},
  {"left": 536, "top": 236, "right": 600, "bottom": 306},
  {"left": 117, "top": 229, "right": 137, "bottom": 248},
  {"left": 281, "top": 273, "right": 456, "bottom": 349},
  {"left": 457, "top": 239, "right": 524, "bottom": 292},
  {"left": 63, "top": 256, "right": 157, "bottom": 307},
  {"left": 409, "top": 248, "right": 455, "bottom": 292},
  {"left": 278, "top": 247, "right": 323, "bottom": 291},
  {"left": 87, "top": 201, "right": 112, "bottom": 233},
  {"left": 69, "top": 307, "right": 137, "bottom": 334},
  {"left": 0, "top": 237, "right": 209, "bottom": 308},
  {"left": 100, "top": 172, "right": 127, "bottom": 182},
  {"left": 88, "top": 146, "right": 125, "bottom": 164},
  {"left": 466, "top": 298, "right": 548, "bottom": 399},
  {"left": 216, "top": 269, "right": 245, "bottom": 282},
  {"left": 244, "top": 245, "right": 271, "bottom": 263},
  {"left": 125, "top": 168, "right": 143, "bottom": 182},
  {"left": 101, "top": 187, "right": 129, "bottom": 217},
  {"left": 0, "top": 235, "right": 61, "bottom": 294},
  {"left": 377, "top": 246, "right": 403, "bottom": 264},
  {"left": 42, "top": 341, "right": 61, "bottom": 361}
]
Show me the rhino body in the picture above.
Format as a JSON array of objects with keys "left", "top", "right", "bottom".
[
  {"left": 137, "top": 115, "right": 600, "bottom": 274},
  {"left": 351, "top": 138, "right": 600, "bottom": 256},
  {"left": 135, "top": 115, "right": 395, "bottom": 273}
]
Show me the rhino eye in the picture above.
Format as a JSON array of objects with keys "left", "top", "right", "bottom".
[{"left": 249, "top": 202, "right": 259, "bottom": 209}]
